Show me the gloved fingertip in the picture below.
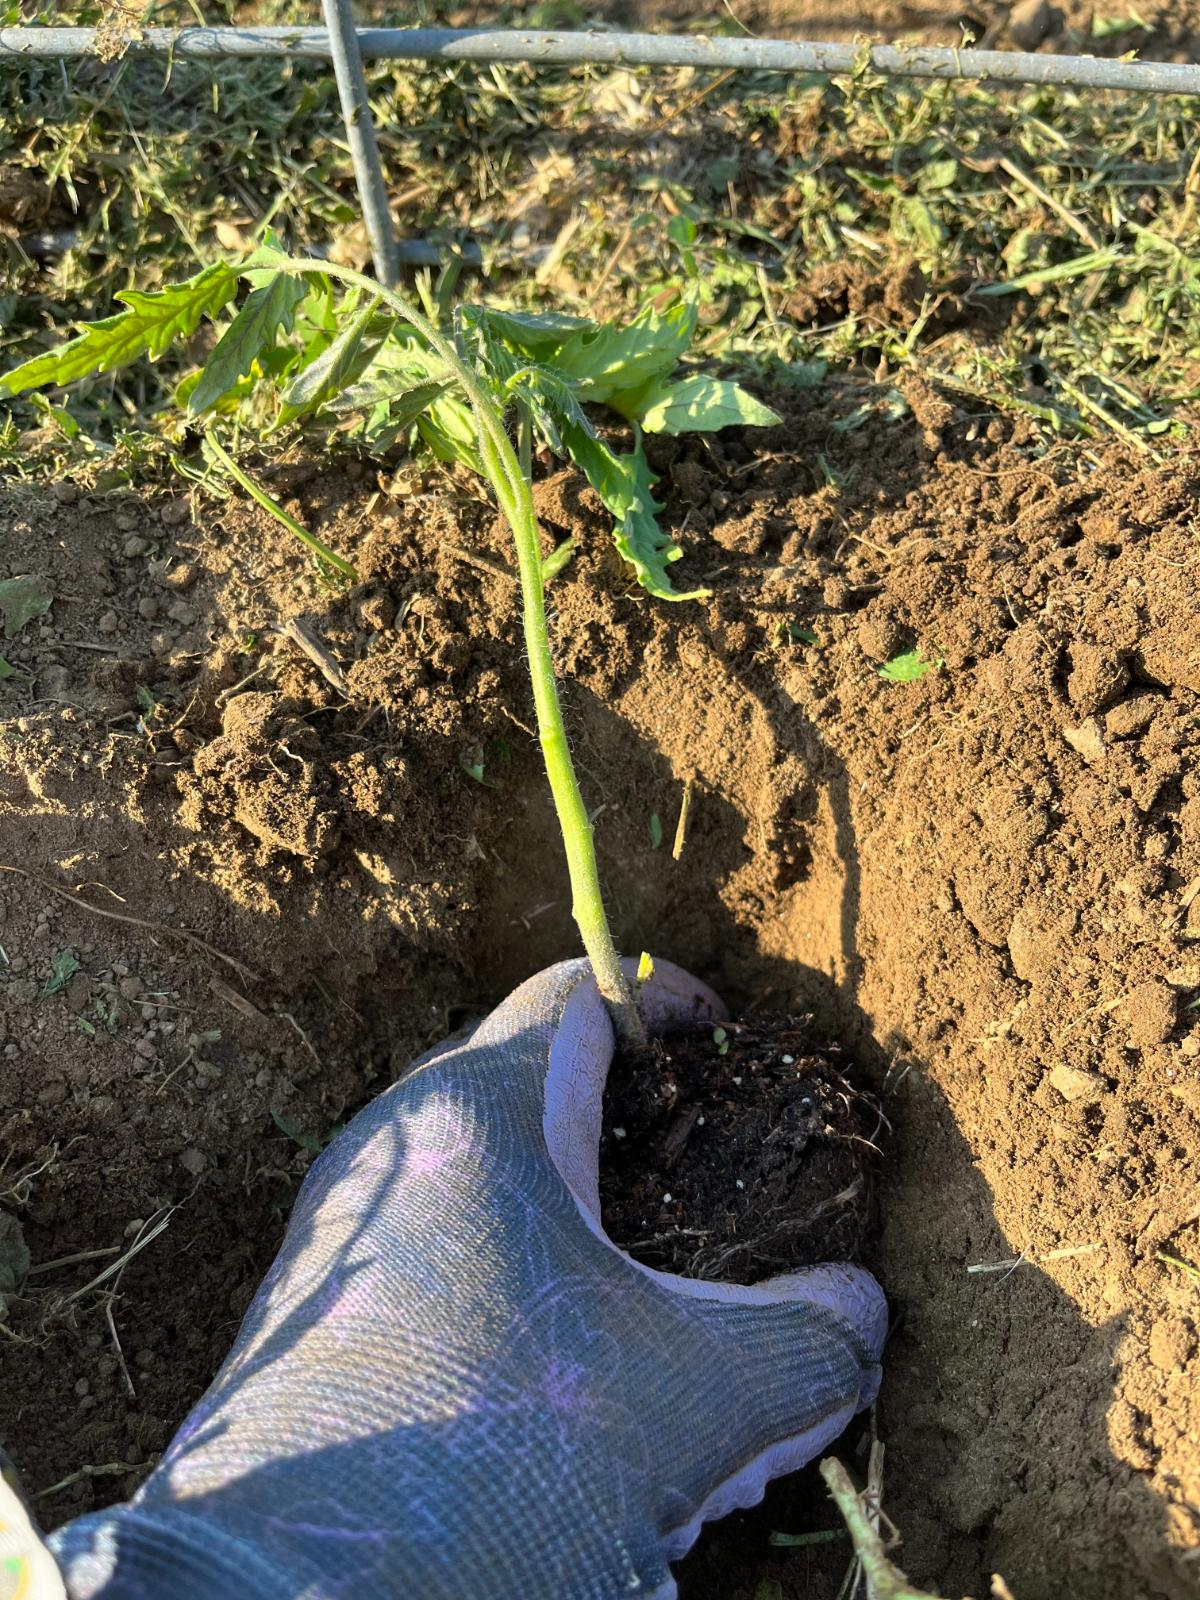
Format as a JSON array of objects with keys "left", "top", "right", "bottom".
[{"left": 752, "top": 1262, "right": 888, "bottom": 1360}]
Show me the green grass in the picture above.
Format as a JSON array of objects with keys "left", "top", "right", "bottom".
[{"left": 2, "top": 0, "right": 1199, "bottom": 472}]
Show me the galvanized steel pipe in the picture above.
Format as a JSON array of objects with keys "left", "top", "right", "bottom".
[{"left": 2, "top": 28, "right": 1200, "bottom": 98}]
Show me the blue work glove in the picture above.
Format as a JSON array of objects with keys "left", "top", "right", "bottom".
[{"left": 45, "top": 959, "right": 885, "bottom": 1599}]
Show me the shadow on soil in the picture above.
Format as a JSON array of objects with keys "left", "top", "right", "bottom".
[
  {"left": 5, "top": 470, "right": 1186, "bottom": 1596},
  {"left": 467, "top": 684, "right": 1182, "bottom": 1599}
]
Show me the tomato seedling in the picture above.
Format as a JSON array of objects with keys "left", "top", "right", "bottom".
[{"left": 1, "top": 244, "right": 780, "bottom": 1045}]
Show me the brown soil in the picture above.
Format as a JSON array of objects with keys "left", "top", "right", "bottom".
[
  {"left": 1, "top": 384, "right": 1199, "bottom": 1599},
  {"left": 601, "top": 1018, "right": 877, "bottom": 1280}
]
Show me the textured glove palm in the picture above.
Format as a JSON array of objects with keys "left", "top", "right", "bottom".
[{"left": 50, "top": 959, "right": 886, "bottom": 1599}]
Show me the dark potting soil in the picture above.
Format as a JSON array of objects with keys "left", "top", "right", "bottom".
[
  {"left": 600, "top": 1019, "right": 878, "bottom": 1282},
  {"left": 598, "top": 1019, "right": 881, "bottom": 1600}
]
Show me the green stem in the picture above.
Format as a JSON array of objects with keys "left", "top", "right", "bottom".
[
  {"left": 264, "top": 256, "right": 644, "bottom": 1048},
  {"left": 204, "top": 433, "right": 359, "bottom": 582},
  {"left": 819, "top": 1459, "right": 949, "bottom": 1600},
  {"left": 518, "top": 399, "right": 533, "bottom": 483}
]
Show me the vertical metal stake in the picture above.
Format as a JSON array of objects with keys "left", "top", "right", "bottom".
[{"left": 320, "top": 0, "right": 399, "bottom": 286}]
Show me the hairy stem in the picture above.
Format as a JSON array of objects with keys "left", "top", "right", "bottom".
[
  {"left": 264, "top": 256, "right": 644, "bottom": 1047},
  {"left": 517, "top": 400, "right": 533, "bottom": 482}
]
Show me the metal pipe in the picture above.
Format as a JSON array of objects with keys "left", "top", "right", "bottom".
[
  {"left": 17, "top": 227, "right": 483, "bottom": 268},
  {"left": 319, "top": 0, "right": 398, "bottom": 285},
  {"left": 3, "top": 27, "right": 1200, "bottom": 98}
]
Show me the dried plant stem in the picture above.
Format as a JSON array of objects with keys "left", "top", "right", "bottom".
[{"left": 820, "top": 1457, "right": 948, "bottom": 1600}]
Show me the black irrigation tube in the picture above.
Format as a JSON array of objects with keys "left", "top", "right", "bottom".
[{"left": 4, "top": 24, "right": 1199, "bottom": 285}]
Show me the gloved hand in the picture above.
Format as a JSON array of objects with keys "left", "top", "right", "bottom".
[{"left": 38, "top": 959, "right": 885, "bottom": 1599}]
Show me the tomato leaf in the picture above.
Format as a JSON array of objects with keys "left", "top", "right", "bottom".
[
  {"left": 559, "top": 420, "right": 707, "bottom": 601},
  {"left": 332, "top": 331, "right": 457, "bottom": 454},
  {"left": 279, "top": 301, "right": 392, "bottom": 423},
  {"left": 0, "top": 262, "right": 239, "bottom": 396},
  {"left": 417, "top": 391, "right": 482, "bottom": 471},
  {"left": 474, "top": 307, "right": 591, "bottom": 361},
  {"left": 624, "top": 374, "right": 781, "bottom": 434},
  {"left": 550, "top": 301, "right": 698, "bottom": 404},
  {"left": 189, "top": 273, "right": 309, "bottom": 414},
  {"left": 510, "top": 365, "right": 591, "bottom": 457}
]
